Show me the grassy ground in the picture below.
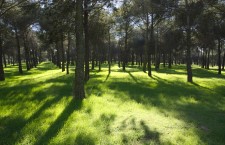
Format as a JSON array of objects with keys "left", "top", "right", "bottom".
[{"left": 0, "top": 62, "right": 225, "bottom": 145}]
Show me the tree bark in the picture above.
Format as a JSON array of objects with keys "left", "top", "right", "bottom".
[
  {"left": 0, "top": 34, "right": 5, "bottom": 81},
  {"left": 148, "top": 13, "right": 153, "bottom": 77},
  {"left": 74, "top": 0, "right": 85, "bottom": 99},
  {"left": 23, "top": 33, "right": 30, "bottom": 71},
  {"left": 61, "top": 33, "right": 65, "bottom": 72},
  {"left": 15, "top": 28, "right": 23, "bottom": 74},
  {"left": 66, "top": 32, "right": 71, "bottom": 74},
  {"left": 108, "top": 28, "right": 111, "bottom": 74},
  {"left": 84, "top": 0, "right": 90, "bottom": 81},
  {"left": 218, "top": 38, "right": 221, "bottom": 74},
  {"left": 185, "top": 0, "right": 193, "bottom": 82}
]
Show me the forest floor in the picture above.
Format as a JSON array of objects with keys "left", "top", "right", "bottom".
[{"left": 0, "top": 62, "right": 225, "bottom": 145}]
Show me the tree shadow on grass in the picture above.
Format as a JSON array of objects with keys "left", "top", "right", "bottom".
[
  {"left": 107, "top": 71, "right": 225, "bottom": 145},
  {"left": 35, "top": 99, "right": 83, "bottom": 145},
  {"left": 0, "top": 72, "right": 74, "bottom": 145},
  {"left": 119, "top": 117, "right": 161, "bottom": 144}
]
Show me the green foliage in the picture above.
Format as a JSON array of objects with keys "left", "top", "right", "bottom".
[{"left": 0, "top": 62, "right": 225, "bottom": 145}]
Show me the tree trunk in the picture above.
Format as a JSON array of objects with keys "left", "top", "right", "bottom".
[
  {"left": 67, "top": 32, "right": 71, "bottom": 74},
  {"left": 56, "top": 42, "right": 61, "bottom": 68},
  {"left": 218, "top": 38, "right": 222, "bottom": 74},
  {"left": 61, "top": 34, "right": 65, "bottom": 72},
  {"left": 15, "top": 28, "right": 23, "bottom": 74},
  {"left": 148, "top": 13, "right": 153, "bottom": 77},
  {"left": 0, "top": 34, "right": 5, "bottom": 81},
  {"left": 222, "top": 52, "right": 225, "bottom": 70},
  {"left": 206, "top": 48, "right": 210, "bottom": 69},
  {"left": 123, "top": 22, "right": 128, "bottom": 71},
  {"left": 3, "top": 50, "right": 6, "bottom": 68},
  {"left": 185, "top": 0, "right": 193, "bottom": 82},
  {"left": 168, "top": 49, "right": 172, "bottom": 68},
  {"left": 91, "top": 45, "right": 95, "bottom": 70},
  {"left": 108, "top": 28, "right": 111, "bottom": 74},
  {"left": 84, "top": 0, "right": 90, "bottom": 81},
  {"left": 74, "top": 0, "right": 85, "bottom": 99},
  {"left": 23, "top": 33, "right": 30, "bottom": 71}
]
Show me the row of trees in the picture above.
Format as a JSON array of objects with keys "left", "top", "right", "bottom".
[{"left": 0, "top": 0, "right": 225, "bottom": 99}]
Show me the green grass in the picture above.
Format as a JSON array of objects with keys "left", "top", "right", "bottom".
[{"left": 0, "top": 62, "right": 225, "bottom": 145}]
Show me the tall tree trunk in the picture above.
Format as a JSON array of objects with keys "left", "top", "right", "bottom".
[
  {"left": 3, "top": 50, "right": 6, "bottom": 67},
  {"left": 168, "top": 49, "right": 172, "bottom": 68},
  {"left": 0, "top": 34, "right": 5, "bottom": 81},
  {"left": 91, "top": 45, "right": 96, "bottom": 70},
  {"left": 74, "top": 0, "right": 85, "bottom": 99},
  {"left": 108, "top": 28, "right": 111, "bottom": 74},
  {"left": 211, "top": 49, "right": 214, "bottom": 67},
  {"left": 56, "top": 42, "right": 61, "bottom": 68},
  {"left": 207, "top": 48, "right": 210, "bottom": 69},
  {"left": 123, "top": 23, "right": 128, "bottom": 71},
  {"left": 218, "top": 38, "right": 222, "bottom": 74},
  {"left": 84, "top": 0, "right": 90, "bottom": 81},
  {"left": 15, "top": 28, "right": 23, "bottom": 74},
  {"left": 163, "top": 52, "right": 166, "bottom": 67},
  {"left": 155, "top": 27, "right": 159, "bottom": 71},
  {"left": 148, "top": 13, "right": 153, "bottom": 77},
  {"left": 67, "top": 32, "right": 71, "bottom": 74},
  {"left": 222, "top": 52, "right": 225, "bottom": 70},
  {"left": 185, "top": 0, "right": 193, "bottom": 82},
  {"left": 131, "top": 50, "right": 134, "bottom": 66},
  {"left": 61, "top": 34, "right": 65, "bottom": 72},
  {"left": 23, "top": 33, "right": 30, "bottom": 71}
]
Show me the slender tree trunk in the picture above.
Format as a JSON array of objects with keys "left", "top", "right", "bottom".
[
  {"left": 56, "top": 42, "right": 61, "bottom": 68},
  {"left": 155, "top": 27, "right": 159, "bottom": 71},
  {"left": 211, "top": 49, "right": 214, "bottom": 67},
  {"left": 99, "top": 54, "right": 101, "bottom": 71},
  {"left": 131, "top": 50, "right": 134, "bottom": 66},
  {"left": 108, "top": 28, "right": 111, "bottom": 74},
  {"left": 185, "top": 0, "right": 193, "bottom": 82},
  {"left": 218, "top": 38, "right": 222, "bottom": 74},
  {"left": 67, "top": 32, "right": 71, "bottom": 74},
  {"left": 207, "top": 48, "right": 210, "bottom": 69},
  {"left": 168, "top": 49, "right": 172, "bottom": 68},
  {"left": 148, "top": 13, "right": 153, "bottom": 77},
  {"left": 123, "top": 23, "right": 128, "bottom": 71},
  {"left": 61, "top": 34, "right": 65, "bottom": 72},
  {"left": 0, "top": 34, "right": 5, "bottom": 81},
  {"left": 91, "top": 45, "right": 95, "bottom": 70},
  {"left": 74, "top": 0, "right": 85, "bottom": 99},
  {"left": 163, "top": 52, "right": 166, "bottom": 67},
  {"left": 3, "top": 50, "right": 6, "bottom": 68},
  {"left": 15, "top": 28, "right": 23, "bottom": 74},
  {"left": 84, "top": 0, "right": 90, "bottom": 81},
  {"left": 23, "top": 33, "right": 30, "bottom": 71},
  {"left": 222, "top": 52, "right": 225, "bottom": 70},
  {"left": 32, "top": 50, "right": 37, "bottom": 68}
]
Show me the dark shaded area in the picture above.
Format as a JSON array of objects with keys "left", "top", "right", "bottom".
[
  {"left": 119, "top": 117, "right": 160, "bottom": 144},
  {"left": 74, "top": 132, "right": 95, "bottom": 145}
]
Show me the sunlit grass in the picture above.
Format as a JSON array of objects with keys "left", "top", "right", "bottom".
[{"left": 0, "top": 62, "right": 225, "bottom": 145}]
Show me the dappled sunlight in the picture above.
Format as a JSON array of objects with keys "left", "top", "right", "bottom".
[{"left": 1, "top": 63, "right": 225, "bottom": 144}]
